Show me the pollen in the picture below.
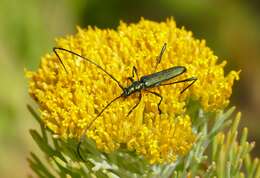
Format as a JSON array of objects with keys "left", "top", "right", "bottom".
[{"left": 26, "top": 18, "right": 239, "bottom": 164}]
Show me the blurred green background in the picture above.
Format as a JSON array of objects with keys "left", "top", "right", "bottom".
[{"left": 0, "top": 0, "right": 259, "bottom": 177}]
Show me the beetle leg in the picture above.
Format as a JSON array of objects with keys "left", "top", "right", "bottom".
[
  {"left": 132, "top": 66, "right": 139, "bottom": 80},
  {"left": 127, "top": 91, "right": 142, "bottom": 116},
  {"left": 127, "top": 66, "right": 139, "bottom": 83},
  {"left": 159, "top": 77, "right": 197, "bottom": 93},
  {"left": 180, "top": 77, "right": 197, "bottom": 93},
  {"left": 127, "top": 77, "right": 135, "bottom": 83},
  {"left": 154, "top": 43, "right": 167, "bottom": 72},
  {"left": 144, "top": 90, "right": 163, "bottom": 114}
]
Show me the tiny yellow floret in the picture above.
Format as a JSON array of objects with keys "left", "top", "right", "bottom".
[{"left": 26, "top": 18, "right": 239, "bottom": 163}]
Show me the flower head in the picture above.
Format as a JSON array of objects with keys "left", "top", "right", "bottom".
[{"left": 26, "top": 18, "right": 239, "bottom": 163}]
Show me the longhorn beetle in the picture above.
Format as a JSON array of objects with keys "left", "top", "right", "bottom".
[{"left": 53, "top": 43, "right": 197, "bottom": 161}]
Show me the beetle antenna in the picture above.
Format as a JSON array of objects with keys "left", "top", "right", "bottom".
[
  {"left": 53, "top": 47, "right": 125, "bottom": 91},
  {"left": 77, "top": 93, "right": 123, "bottom": 161}
]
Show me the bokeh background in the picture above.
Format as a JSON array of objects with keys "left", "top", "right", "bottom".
[{"left": 0, "top": 0, "right": 259, "bottom": 177}]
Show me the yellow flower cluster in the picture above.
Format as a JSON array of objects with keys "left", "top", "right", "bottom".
[{"left": 26, "top": 18, "right": 239, "bottom": 163}]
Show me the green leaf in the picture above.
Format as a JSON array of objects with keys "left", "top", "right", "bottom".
[
  {"left": 29, "top": 129, "right": 67, "bottom": 163},
  {"left": 28, "top": 152, "right": 56, "bottom": 178}
]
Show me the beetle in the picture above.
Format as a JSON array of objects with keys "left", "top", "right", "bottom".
[{"left": 53, "top": 43, "right": 197, "bottom": 161}]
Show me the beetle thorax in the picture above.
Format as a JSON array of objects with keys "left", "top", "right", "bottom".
[{"left": 123, "top": 81, "right": 144, "bottom": 96}]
